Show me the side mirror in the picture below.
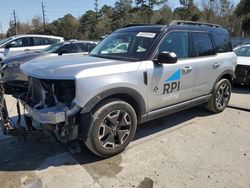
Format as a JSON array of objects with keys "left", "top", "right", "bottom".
[
  {"left": 155, "top": 51, "right": 177, "bottom": 64},
  {"left": 58, "top": 50, "right": 68, "bottom": 56},
  {"left": 5, "top": 44, "right": 12, "bottom": 49}
]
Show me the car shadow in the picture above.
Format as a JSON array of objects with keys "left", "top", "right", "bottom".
[
  {"left": 232, "top": 85, "right": 250, "bottom": 94},
  {"left": 0, "top": 106, "right": 213, "bottom": 172}
]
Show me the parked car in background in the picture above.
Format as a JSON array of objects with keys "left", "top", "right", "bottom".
[
  {"left": 0, "top": 34, "right": 64, "bottom": 61},
  {"left": 234, "top": 44, "right": 250, "bottom": 86},
  {"left": 231, "top": 37, "right": 250, "bottom": 48},
  {"left": 1, "top": 40, "right": 98, "bottom": 96}
]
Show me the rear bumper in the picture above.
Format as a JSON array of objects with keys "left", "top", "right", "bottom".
[{"left": 234, "top": 65, "right": 250, "bottom": 86}]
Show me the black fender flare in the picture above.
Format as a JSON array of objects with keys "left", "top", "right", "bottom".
[
  {"left": 211, "top": 70, "right": 235, "bottom": 93},
  {"left": 80, "top": 87, "right": 147, "bottom": 117}
]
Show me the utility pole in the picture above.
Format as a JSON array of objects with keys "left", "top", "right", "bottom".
[
  {"left": 41, "top": 1, "right": 46, "bottom": 34},
  {"left": 94, "top": 0, "right": 98, "bottom": 12},
  {"left": 0, "top": 22, "right": 3, "bottom": 39},
  {"left": 13, "top": 10, "right": 18, "bottom": 35}
]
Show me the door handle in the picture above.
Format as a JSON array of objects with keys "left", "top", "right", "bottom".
[
  {"left": 213, "top": 62, "right": 220, "bottom": 69},
  {"left": 182, "top": 66, "right": 192, "bottom": 73}
]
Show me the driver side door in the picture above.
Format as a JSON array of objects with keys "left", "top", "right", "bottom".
[{"left": 147, "top": 31, "right": 196, "bottom": 111}]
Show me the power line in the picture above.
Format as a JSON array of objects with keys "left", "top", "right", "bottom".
[{"left": 42, "top": 1, "right": 46, "bottom": 34}]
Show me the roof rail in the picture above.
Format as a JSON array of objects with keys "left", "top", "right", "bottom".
[
  {"left": 170, "top": 20, "right": 220, "bottom": 28},
  {"left": 123, "top": 24, "right": 157, "bottom": 28}
]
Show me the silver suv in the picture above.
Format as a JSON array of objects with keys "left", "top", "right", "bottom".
[{"left": 4, "top": 21, "right": 237, "bottom": 157}]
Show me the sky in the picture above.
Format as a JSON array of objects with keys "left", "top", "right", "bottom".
[{"left": 0, "top": 0, "right": 240, "bottom": 33}]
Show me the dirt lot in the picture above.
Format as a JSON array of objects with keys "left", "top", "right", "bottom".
[{"left": 0, "top": 86, "right": 249, "bottom": 188}]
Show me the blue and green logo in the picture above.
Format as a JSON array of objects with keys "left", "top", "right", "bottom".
[{"left": 163, "top": 69, "right": 181, "bottom": 94}]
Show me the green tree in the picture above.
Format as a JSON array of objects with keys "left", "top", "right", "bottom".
[
  {"left": 46, "top": 14, "right": 80, "bottom": 39},
  {"left": 174, "top": 0, "right": 201, "bottom": 21},
  {"left": 31, "top": 16, "right": 43, "bottom": 33},
  {"left": 235, "top": 0, "right": 250, "bottom": 34},
  {"left": 79, "top": 10, "right": 99, "bottom": 39},
  {"left": 151, "top": 4, "right": 172, "bottom": 24},
  {"left": 96, "top": 5, "right": 114, "bottom": 38},
  {"left": 134, "top": 0, "right": 168, "bottom": 23}
]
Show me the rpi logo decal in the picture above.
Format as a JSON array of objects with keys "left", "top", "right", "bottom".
[{"left": 163, "top": 69, "right": 181, "bottom": 95}]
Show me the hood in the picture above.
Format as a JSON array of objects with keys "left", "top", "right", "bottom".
[
  {"left": 237, "top": 57, "right": 250, "bottom": 66},
  {"left": 2, "top": 51, "right": 45, "bottom": 65},
  {"left": 20, "top": 55, "right": 132, "bottom": 80}
]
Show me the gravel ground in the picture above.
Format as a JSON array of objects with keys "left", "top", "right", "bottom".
[{"left": 0, "top": 86, "right": 249, "bottom": 188}]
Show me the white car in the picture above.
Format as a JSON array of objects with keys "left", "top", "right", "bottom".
[
  {"left": 0, "top": 34, "right": 64, "bottom": 61},
  {"left": 234, "top": 44, "right": 250, "bottom": 86}
]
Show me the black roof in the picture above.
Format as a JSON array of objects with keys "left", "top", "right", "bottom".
[
  {"left": 115, "top": 21, "right": 228, "bottom": 34},
  {"left": 115, "top": 25, "right": 166, "bottom": 33}
]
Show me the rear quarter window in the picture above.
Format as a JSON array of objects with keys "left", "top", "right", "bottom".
[{"left": 211, "top": 31, "right": 232, "bottom": 53}]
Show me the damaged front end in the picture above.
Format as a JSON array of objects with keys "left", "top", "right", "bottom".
[{"left": 1, "top": 76, "right": 82, "bottom": 143}]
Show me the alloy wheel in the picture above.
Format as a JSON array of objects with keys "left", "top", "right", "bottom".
[{"left": 98, "top": 110, "right": 132, "bottom": 149}]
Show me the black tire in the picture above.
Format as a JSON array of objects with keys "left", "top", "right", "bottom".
[
  {"left": 206, "top": 79, "right": 232, "bottom": 113},
  {"left": 81, "top": 98, "right": 137, "bottom": 157}
]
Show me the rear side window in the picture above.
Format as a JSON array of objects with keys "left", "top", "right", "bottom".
[
  {"left": 77, "top": 43, "right": 88, "bottom": 52},
  {"left": 211, "top": 31, "right": 232, "bottom": 53},
  {"left": 33, "top": 37, "right": 60, "bottom": 46},
  {"left": 192, "top": 32, "right": 215, "bottom": 57}
]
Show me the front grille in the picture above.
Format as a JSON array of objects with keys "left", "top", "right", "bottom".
[
  {"left": 28, "top": 78, "right": 76, "bottom": 108},
  {"left": 235, "top": 65, "right": 250, "bottom": 85}
]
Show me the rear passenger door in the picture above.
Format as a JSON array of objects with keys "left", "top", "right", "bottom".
[
  {"left": 190, "top": 32, "right": 219, "bottom": 98},
  {"left": 32, "top": 37, "right": 58, "bottom": 51}
]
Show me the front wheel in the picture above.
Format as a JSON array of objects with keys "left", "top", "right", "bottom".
[
  {"left": 82, "top": 99, "right": 137, "bottom": 157},
  {"left": 206, "top": 79, "right": 232, "bottom": 113}
]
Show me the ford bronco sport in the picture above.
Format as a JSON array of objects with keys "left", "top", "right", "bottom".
[{"left": 1, "top": 21, "right": 237, "bottom": 157}]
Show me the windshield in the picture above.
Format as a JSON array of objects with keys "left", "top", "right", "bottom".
[
  {"left": 90, "top": 31, "right": 159, "bottom": 60},
  {"left": 0, "top": 37, "right": 14, "bottom": 46},
  {"left": 41, "top": 42, "right": 65, "bottom": 53},
  {"left": 234, "top": 46, "right": 250, "bottom": 57}
]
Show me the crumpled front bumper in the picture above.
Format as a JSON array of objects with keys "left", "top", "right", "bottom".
[
  {"left": 234, "top": 65, "right": 250, "bottom": 85},
  {"left": 25, "top": 104, "right": 67, "bottom": 124},
  {"left": 25, "top": 102, "right": 82, "bottom": 125}
]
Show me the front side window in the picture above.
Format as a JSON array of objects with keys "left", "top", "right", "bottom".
[
  {"left": 0, "top": 37, "right": 14, "bottom": 47},
  {"left": 234, "top": 46, "right": 250, "bottom": 57},
  {"left": 158, "top": 32, "right": 189, "bottom": 58},
  {"left": 8, "top": 37, "right": 32, "bottom": 48},
  {"left": 90, "top": 31, "right": 159, "bottom": 60},
  {"left": 41, "top": 42, "right": 64, "bottom": 53},
  {"left": 192, "top": 32, "right": 215, "bottom": 57},
  {"left": 60, "top": 44, "right": 78, "bottom": 53}
]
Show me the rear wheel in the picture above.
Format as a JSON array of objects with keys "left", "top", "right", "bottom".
[
  {"left": 82, "top": 99, "right": 137, "bottom": 157},
  {"left": 206, "top": 79, "right": 232, "bottom": 113}
]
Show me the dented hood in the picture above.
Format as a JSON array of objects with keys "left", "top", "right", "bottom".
[
  {"left": 237, "top": 57, "right": 250, "bottom": 66},
  {"left": 20, "top": 54, "right": 129, "bottom": 80}
]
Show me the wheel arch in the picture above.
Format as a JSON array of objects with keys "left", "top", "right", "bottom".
[
  {"left": 80, "top": 87, "right": 147, "bottom": 120},
  {"left": 212, "top": 70, "right": 235, "bottom": 92}
]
